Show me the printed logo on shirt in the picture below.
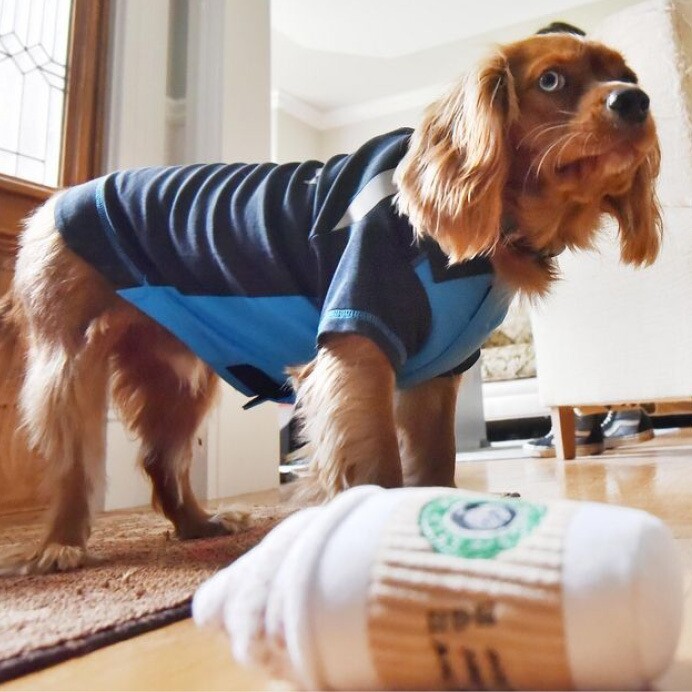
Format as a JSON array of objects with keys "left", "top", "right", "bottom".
[{"left": 418, "top": 494, "right": 546, "bottom": 559}]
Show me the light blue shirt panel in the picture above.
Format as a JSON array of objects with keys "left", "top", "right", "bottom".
[{"left": 118, "top": 286, "right": 320, "bottom": 396}]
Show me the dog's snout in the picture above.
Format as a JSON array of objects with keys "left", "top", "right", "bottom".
[{"left": 606, "top": 87, "right": 650, "bottom": 124}]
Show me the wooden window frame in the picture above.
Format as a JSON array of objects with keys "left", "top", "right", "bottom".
[{"left": 0, "top": 0, "right": 111, "bottom": 247}]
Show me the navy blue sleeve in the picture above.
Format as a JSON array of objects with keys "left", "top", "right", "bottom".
[{"left": 315, "top": 199, "right": 430, "bottom": 370}]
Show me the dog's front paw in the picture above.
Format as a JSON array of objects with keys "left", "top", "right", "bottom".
[
  {"left": 208, "top": 509, "right": 252, "bottom": 534},
  {"left": 0, "top": 543, "right": 89, "bottom": 576},
  {"left": 176, "top": 509, "right": 251, "bottom": 540}
]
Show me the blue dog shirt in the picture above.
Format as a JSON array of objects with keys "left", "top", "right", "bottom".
[{"left": 55, "top": 129, "right": 514, "bottom": 406}]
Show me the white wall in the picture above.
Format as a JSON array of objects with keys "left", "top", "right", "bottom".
[
  {"left": 319, "top": 107, "right": 422, "bottom": 159},
  {"left": 221, "top": 0, "right": 272, "bottom": 164},
  {"left": 272, "top": 108, "right": 322, "bottom": 163},
  {"left": 105, "top": 0, "right": 170, "bottom": 172},
  {"left": 272, "top": 93, "right": 426, "bottom": 161}
]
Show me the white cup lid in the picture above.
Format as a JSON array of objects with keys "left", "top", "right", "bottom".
[{"left": 562, "top": 502, "right": 683, "bottom": 690}]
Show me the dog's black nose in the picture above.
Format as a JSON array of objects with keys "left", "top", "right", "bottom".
[{"left": 606, "top": 87, "right": 650, "bottom": 124}]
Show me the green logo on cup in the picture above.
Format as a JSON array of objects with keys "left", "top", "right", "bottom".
[{"left": 419, "top": 495, "right": 546, "bottom": 559}]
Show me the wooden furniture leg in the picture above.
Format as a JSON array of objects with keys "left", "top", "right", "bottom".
[{"left": 551, "top": 407, "right": 576, "bottom": 460}]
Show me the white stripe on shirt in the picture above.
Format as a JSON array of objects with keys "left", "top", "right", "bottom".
[{"left": 332, "top": 168, "right": 398, "bottom": 231}]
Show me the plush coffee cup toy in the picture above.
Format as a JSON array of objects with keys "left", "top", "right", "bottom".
[{"left": 194, "top": 486, "right": 683, "bottom": 690}]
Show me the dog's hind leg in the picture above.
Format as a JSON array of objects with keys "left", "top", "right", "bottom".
[
  {"left": 3, "top": 199, "right": 117, "bottom": 573},
  {"left": 15, "top": 334, "right": 111, "bottom": 572},
  {"left": 111, "top": 325, "right": 247, "bottom": 538}
]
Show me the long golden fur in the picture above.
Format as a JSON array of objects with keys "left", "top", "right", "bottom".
[{"left": 0, "top": 31, "right": 661, "bottom": 573}]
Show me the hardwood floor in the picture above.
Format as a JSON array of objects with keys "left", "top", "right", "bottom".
[{"left": 3, "top": 429, "right": 692, "bottom": 691}]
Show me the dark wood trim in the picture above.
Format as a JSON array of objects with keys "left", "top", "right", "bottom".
[
  {"left": 0, "top": 176, "right": 52, "bottom": 243},
  {"left": 0, "top": 174, "right": 53, "bottom": 202},
  {"left": 60, "top": 0, "right": 111, "bottom": 187}
]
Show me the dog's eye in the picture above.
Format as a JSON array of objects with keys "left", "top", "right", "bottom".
[{"left": 538, "top": 70, "right": 566, "bottom": 92}]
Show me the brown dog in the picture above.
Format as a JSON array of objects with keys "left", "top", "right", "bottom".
[{"left": 0, "top": 29, "right": 660, "bottom": 573}]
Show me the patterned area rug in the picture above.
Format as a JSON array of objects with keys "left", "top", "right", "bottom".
[{"left": 0, "top": 503, "right": 291, "bottom": 683}]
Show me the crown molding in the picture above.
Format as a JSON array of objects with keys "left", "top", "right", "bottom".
[
  {"left": 272, "top": 91, "right": 326, "bottom": 129},
  {"left": 273, "top": 82, "right": 446, "bottom": 131}
]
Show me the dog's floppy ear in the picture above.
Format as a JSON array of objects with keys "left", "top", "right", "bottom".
[
  {"left": 605, "top": 143, "right": 662, "bottom": 266},
  {"left": 395, "top": 50, "right": 518, "bottom": 263}
]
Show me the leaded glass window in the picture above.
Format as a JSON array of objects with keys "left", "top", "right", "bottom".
[{"left": 0, "top": 0, "right": 72, "bottom": 186}]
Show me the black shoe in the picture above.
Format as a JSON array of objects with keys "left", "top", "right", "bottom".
[
  {"left": 523, "top": 414, "right": 604, "bottom": 458},
  {"left": 602, "top": 409, "right": 654, "bottom": 448}
]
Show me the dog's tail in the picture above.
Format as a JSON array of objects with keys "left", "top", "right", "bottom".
[
  {"left": 0, "top": 289, "right": 28, "bottom": 471},
  {"left": 0, "top": 289, "right": 25, "bottom": 386}
]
